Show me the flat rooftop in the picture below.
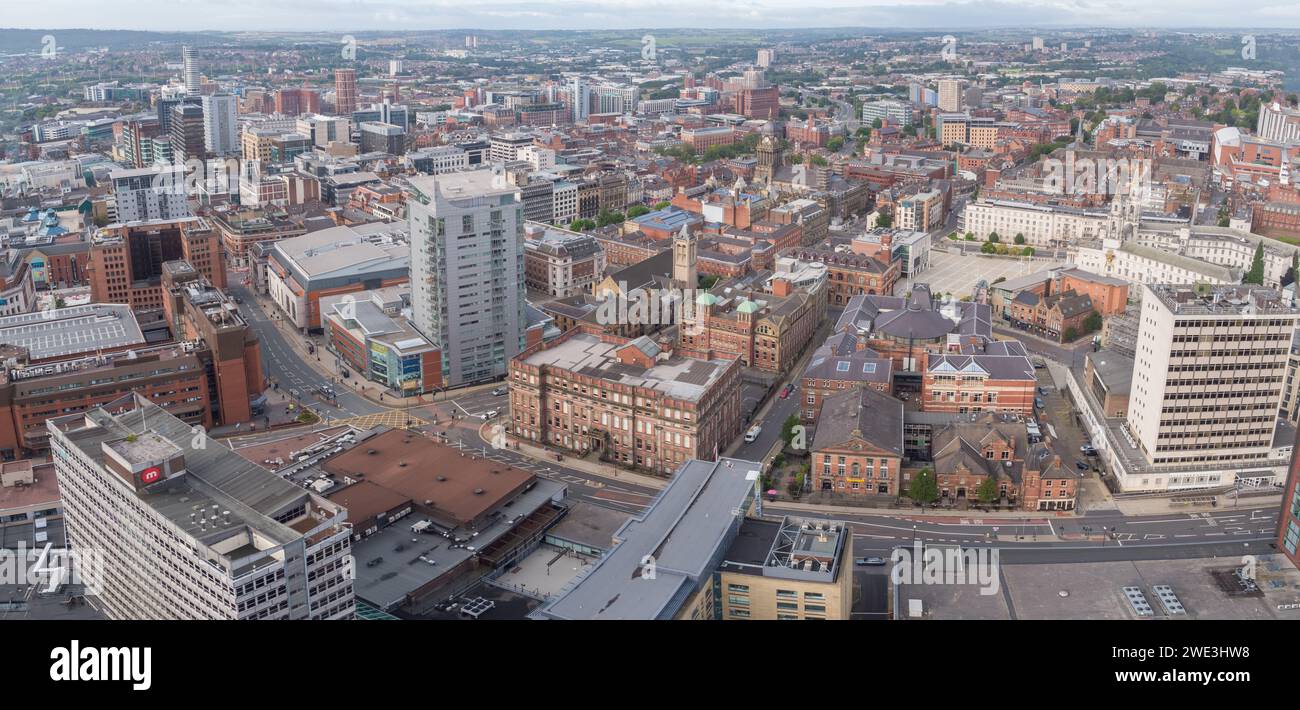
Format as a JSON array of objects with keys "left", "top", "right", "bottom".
[
  {"left": 52, "top": 396, "right": 340, "bottom": 565},
  {"left": 0, "top": 462, "right": 60, "bottom": 513},
  {"left": 408, "top": 169, "right": 519, "bottom": 205},
  {"left": 544, "top": 501, "right": 629, "bottom": 552},
  {"left": 1087, "top": 349, "right": 1134, "bottom": 396},
  {"left": 523, "top": 333, "right": 731, "bottom": 402},
  {"left": 537, "top": 457, "right": 760, "bottom": 620},
  {"left": 104, "top": 431, "right": 183, "bottom": 467},
  {"left": 346, "top": 476, "right": 565, "bottom": 610},
  {"left": 273, "top": 222, "right": 409, "bottom": 281},
  {"left": 0, "top": 304, "right": 144, "bottom": 360},
  {"left": 322, "top": 429, "right": 534, "bottom": 527}
]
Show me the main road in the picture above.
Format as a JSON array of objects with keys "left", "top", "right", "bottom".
[{"left": 228, "top": 277, "right": 385, "bottom": 418}]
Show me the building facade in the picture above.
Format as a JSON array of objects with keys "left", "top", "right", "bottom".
[{"left": 408, "top": 170, "right": 527, "bottom": 387}]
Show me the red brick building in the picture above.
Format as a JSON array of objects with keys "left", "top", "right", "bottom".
[
  {"left": 920, "top": 343, "right": 1036, "bottom": 415},
  {"left": 810, "top": 387, "right": 905, "bottom": 496},
  {"left": 929, "top": 414, "right": 1077, "bottom": 511},
  {"left": 781, "top": 246, "right": 900, "bottom": 305},
  {"left": 507, "top": 328, "right": 743, "bottom": 475},
  {"left": 88, "top": 217, "right": 226, "bottom": 312}
]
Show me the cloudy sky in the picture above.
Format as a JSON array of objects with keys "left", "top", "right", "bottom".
[{"left": 4, "top": 0, "right": 1298, "bottom": 31}]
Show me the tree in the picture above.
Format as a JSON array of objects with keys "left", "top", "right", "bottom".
[
  {"left": 1064, "top": 326, "right": 1079, "bottom": 342},
  {"left": 975, "top": 477, "right": 999, "bottom": 506},
  {"left": 992, "top": 276, "right": 1006, "bottom": 284},
  {"left": 596, "top": 209, "right": 626, "bottom": 228},
  {"left": 1083, "top": 311, "right": 1103, "bottom": 333},
  {"left": 980, "top": 242, "right": 997, "bottom": 254},
  {"left": 626, "top": 204, "right": 651, "bottom": 219},
  {"left": 1014, "top": 233, "right": 1026, "bottom": 245},
  {"left": 827, "top": 136, "right": 845, "bottom": 152},
  {"left": 1244, "top": 243, "right": 1266, "bottom": 285},
  {"left": 780, "top": 414, "right": 801, "bottom": 448},
  {"left": 652, "top": 201, "right": 671, "bottom": 210},
  {"left": 908, "top": 469, "right": 939, "bottom": 509},
  {"left": 787, "top": 471, "right": 805, "bottom": 499},
  {"left": 875, "top": 212, "right": 893, "bottom": 228},
  {"left": 988, "top": 231, "right": 1000, "bottom": 244},
  {"left": 569, "top": 219, "right": 596, "bottom": 232}
]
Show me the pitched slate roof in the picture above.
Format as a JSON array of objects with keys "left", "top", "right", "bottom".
[{"left": 811, "top": 387, "right": 904, "bottom": 456}]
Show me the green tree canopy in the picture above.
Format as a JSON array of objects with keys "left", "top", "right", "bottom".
[
  {"left": 1245, "top": 243, "right": 1266, "bottom": 285},
  {"left": 908, "top": 469, "right": 940, "bottom": 508}
]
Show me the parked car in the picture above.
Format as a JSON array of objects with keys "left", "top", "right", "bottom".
[
  {"left": 1035, "top": 398, "right": 1045, "bottom": 409},
  {"left": 744, "top": 425, "right": 762, "bottom": 443},
  {"left": 1075, "top": 460, "right": 1090, "bottom": 471},
  {"left": 491, "top": 386, "right": 508, "bottom": 396},
  {"left": 1080, "top": 445, "right": 1097, "bottom": 456},
  {"left": 1037, "top": 386, "right": 1049, "bottom": 396},
  {"left": 855, "top": 557, "right": 887, "bottom": 566},
  {"left": 779, "top": 384, "right": 793, "bottom": 399}
]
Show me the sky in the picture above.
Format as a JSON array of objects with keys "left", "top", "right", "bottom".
[{"left": 3, "top": 0, "right": 1299, "bottom": 32}]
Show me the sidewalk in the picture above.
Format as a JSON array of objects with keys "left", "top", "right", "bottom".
[
  {"left": 765, "top": 498, "right": 1077, "bottom": 520},
  {"left": 1112, "top": 493, "right": 1282, "bottom": 516},
  {"left": 489, "top": 422, "right": 668, "bottom": 490}
]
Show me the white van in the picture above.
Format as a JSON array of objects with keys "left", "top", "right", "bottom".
[{"left": 744, "top": 425, "right": 762, "bottom": 443}]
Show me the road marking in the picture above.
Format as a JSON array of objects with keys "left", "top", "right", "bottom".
[{"left": 852, "top": 522, "right": 983, "bottom": 537}]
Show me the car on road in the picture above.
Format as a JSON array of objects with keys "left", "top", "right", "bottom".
[
  {"left": 855, "top": 557, "right": 887, "bottom": 566},
  {"left": 744, "top": 425, "right": 762, "bottom": 443},
  {"left": 779, "top": 384, "right": 793, "bottom": 399},
  {"left": 1075, "top": 460, "right": 1090, "bottom": 471},
  {"left": 491, "top": 386, "right": 508, "bottom": 396},
  {"left": 482, "top": 410, "right": 499, "bottom": 420}
]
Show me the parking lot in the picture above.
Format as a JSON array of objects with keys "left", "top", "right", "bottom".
[{"left": 904, "top": 250, "right": 1064, "bottom": 298}]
